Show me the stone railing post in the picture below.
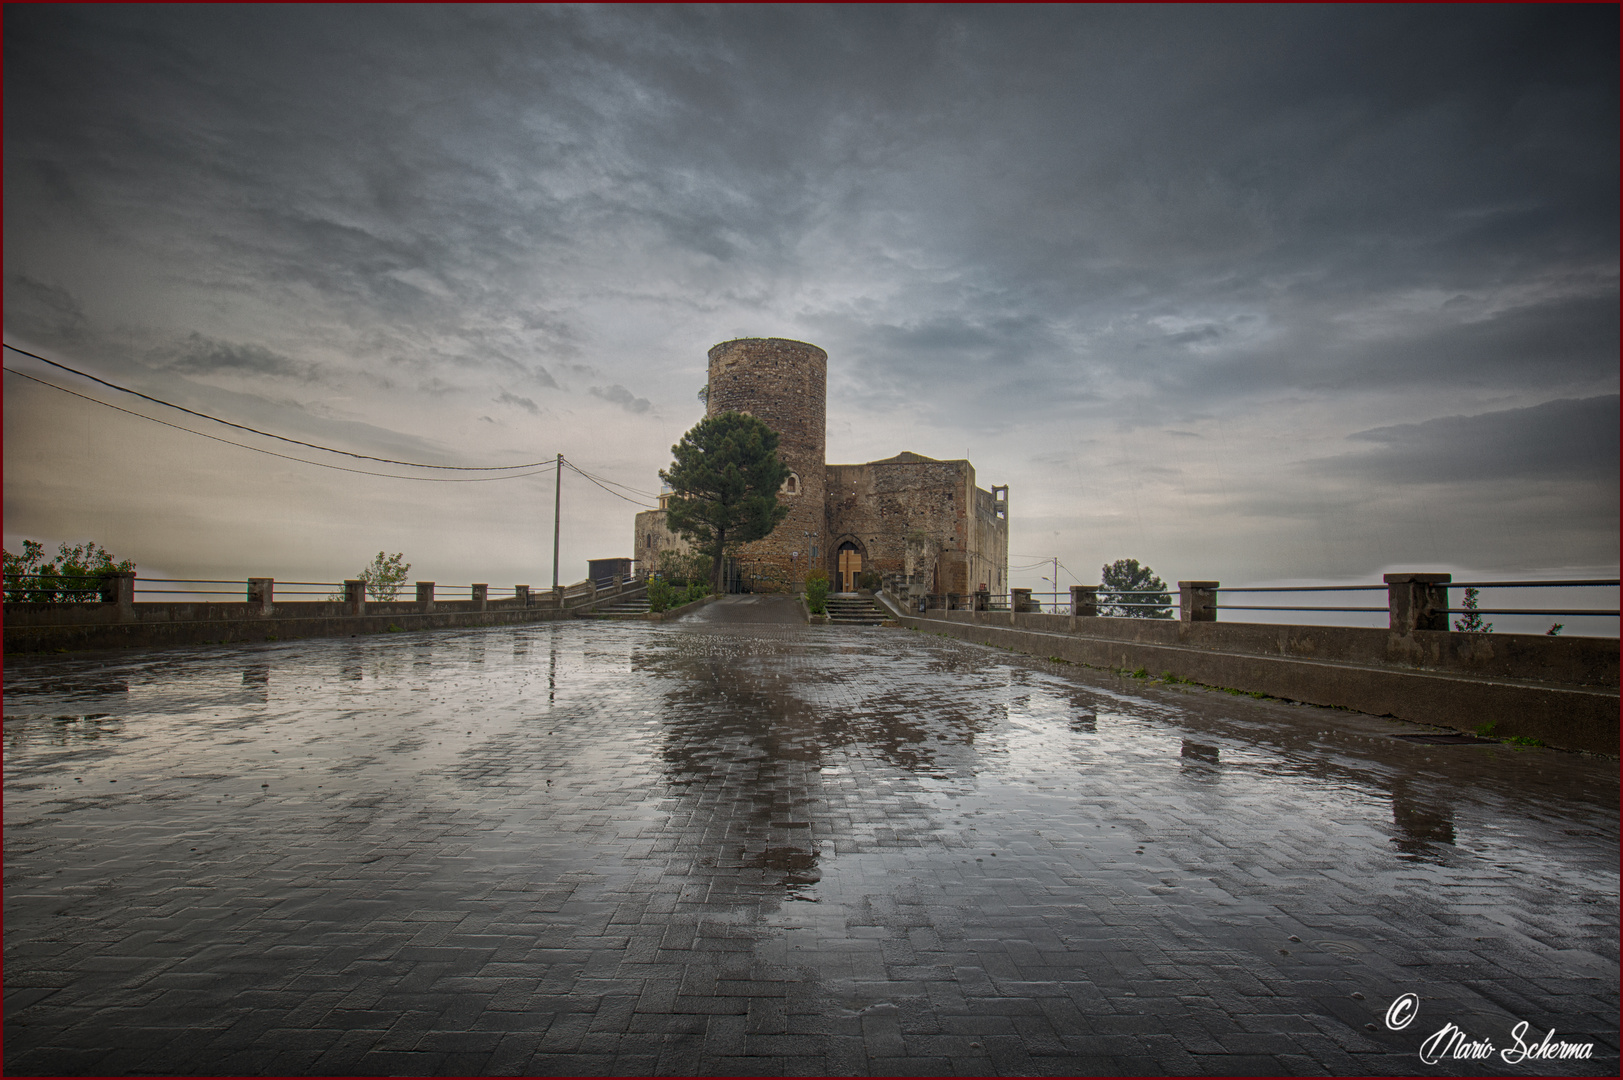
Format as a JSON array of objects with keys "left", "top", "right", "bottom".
[
  {"left": 612, "top": 572, "right": 624, "bottom": 593},
  {"left": 1070, "top": 585, "right": 1098, "bottom": 619},
  {"left": 344, "top": 579, "right": 366, "bottom": 616},
  {"left": 416, "top": 581, "right": 435, "bottom": 611},
  {"left": 247, "top": 577, "right": 274, "bottom": 615},
  {"left": 1179, "top": 581, "right": 1219, "bottom": 623},
  {"left": 1010, "top": 587, "right": 1032, "bottom": 615},
  {"left": 99, "top": 571, "right": 136, "bottom": 619},
  {"left": 1386, "top": 573, "right": 1450, "bottom": 633},
  {"left": 975, "top": 588, "right": 989, "bottom": 613},
  {"left": 471, "top": 584, "right": 488, "bottom": 611},
  {"left": 515, "top": 585, "right": 530, "bottom": 606},
  {"left": 552, "top": 585, "right": 565, "bottom": 609},
  {"left": 947, "top": 592, "right": 961, "bottom": 611}
]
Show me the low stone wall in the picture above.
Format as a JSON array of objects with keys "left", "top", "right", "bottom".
[
  {"left": 643, "top": 592, "right": 724, "bottom": 622},
  {"left": 3, "top": 581, "right": 648, "bottom": 654},
  {"left": 883, "top": 598, "right": 1619, "bottom": 755}
]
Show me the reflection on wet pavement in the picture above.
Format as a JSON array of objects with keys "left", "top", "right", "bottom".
[{"left": 3, "top": 619, "right": 1617, "bottom": 1076}]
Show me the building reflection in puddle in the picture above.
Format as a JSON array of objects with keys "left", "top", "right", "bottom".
[
  {"left": 1180, "top": 739, "right": 1221, "bottom": 777},
  {"left": 241, "top": 663, "right": 269, "bottom": 703},
  {"left": 1390, "top": 779, "right": 1456, "bottom": 857}
]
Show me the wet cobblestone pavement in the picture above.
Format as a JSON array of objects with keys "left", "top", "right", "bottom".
[{"left": 5, "top": 604, "right": 1618, "bottom": 1076}]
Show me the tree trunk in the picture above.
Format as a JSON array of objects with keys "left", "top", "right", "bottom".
[{"left": 710, "top": 530, "right": 726, "bottom": 596}]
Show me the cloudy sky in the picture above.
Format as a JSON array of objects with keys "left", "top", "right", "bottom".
[{"left": 5, "top": 4, "right": 1617, "bottom": 604}]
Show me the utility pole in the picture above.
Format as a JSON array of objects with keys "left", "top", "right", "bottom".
[
  {"left": 1054, "top": 557, "right": 1059, "bottom": 611},
  {"left": 552, "top": 453, "right": 562, "bottom": 591}
]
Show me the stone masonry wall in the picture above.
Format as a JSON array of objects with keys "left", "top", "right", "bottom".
[
  {"left": 706, "top": 338, "right": 827, "bottom": 593},
  {"left": 825, "top": 453, "right": 1008, "bottom": 596},
  {"left": 633, "top": 505, "right": 691, "bottom": 579}
]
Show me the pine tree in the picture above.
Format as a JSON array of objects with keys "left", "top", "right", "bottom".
[
  {"left": 1099, "top": 558, "right": 1173, "bottom": 619},
  {"left": 1453, "top": 586, "right": 1493, "bottom": 633},
  {"left": 660, "top": 412, "right": 791, "bottom": 594}
]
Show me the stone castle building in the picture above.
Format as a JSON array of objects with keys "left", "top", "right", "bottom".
[{"left": 634, "top": 338, "right": 1009, "bottom": 598}]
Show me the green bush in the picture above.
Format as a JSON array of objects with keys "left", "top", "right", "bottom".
[
  {"left": 683, "top": 582, "right": 709, "bottom": 604},
  {"left": 656, "top": 549, "right": 710, "bottom": 587},
  {"left": 647, "top": 578, "right": 675, "bottom": 613},
  {"left": 4, "top": 540, "right": 135, "bottom": 603},
  {"left": 857, "top": 569, "right": 882, "bottom": 591},
  {"left": 804, "top": 569, "right": 829, "bottom": 615}
]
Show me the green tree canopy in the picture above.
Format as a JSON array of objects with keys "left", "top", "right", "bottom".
[
  {"left": 659, "top": 411, "right": 791, "bottom": 593},
  {"left": 4, "top": 540, "right": 135, "bottom": 603},
  {"left": 359, "top": 551, "right": 411, "bottom": 600},
  {"left": 1099, "top": 558, "right": 1173, "bottom": 619}
]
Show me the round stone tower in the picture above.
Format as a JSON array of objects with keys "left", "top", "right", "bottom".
[{"left": 706, "top": 338, "right": 827, "bottom": 593}]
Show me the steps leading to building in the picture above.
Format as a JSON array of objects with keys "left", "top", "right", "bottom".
[
  {"left": 825, "top": 594, "right": 887, "bottom": 626},
  {"left": 594, "top": 599, "right": 652, "bottom": 617}
]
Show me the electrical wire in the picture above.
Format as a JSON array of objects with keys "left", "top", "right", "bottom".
[
  {"left": 3, "top": 343, "right": 552, "bottom": 471},
  {"left": 4, "top": 367, "right": 559, "bottom": 483},
  {"left": 560, "top": 458, "right": 659, "bottom": 508},
  {"left": 561, "top": 460, "right": 662, "bottom": 499}
]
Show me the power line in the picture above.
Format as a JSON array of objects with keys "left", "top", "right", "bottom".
[
  {"left": 561, "top": 458, "right": 659, "bottom": 508},
  {"left": 563, "top": 460, "right": 662, "bottom": 499},
  {"left": 3, "top": 343, "right": 552, "bottom": 471},
  {"left": 4, "top": 367, "right": 559, "bottom": 483}
]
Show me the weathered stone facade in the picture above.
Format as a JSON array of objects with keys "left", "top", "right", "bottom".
[
  {"left": 825, "top": 452, "right": 1009, "bottom": 597},
  {"left": 707, "top": 338, "right": 828, "bottom": 592},
  {"left": 634, "top": 338, "right": 1007, "bottom": 596}
]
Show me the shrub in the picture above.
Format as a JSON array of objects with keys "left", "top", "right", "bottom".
[
  {"left": 804, "top": 569, "right": 829, "bottom": 615},
  {"left": 359, "top": 551, "right": 411, "bottom": 600},
  {"left": 4, "top": 540, "right": 135, "bottom": 603},
  {"left": 657, "top": 549, "right": 710, "bottom": 587},
  {"left": 647, "top": 578, "right": 675, "bottom": 613},
  {"left": 857, "top": 569, "right": 882, "bottom": 591}
]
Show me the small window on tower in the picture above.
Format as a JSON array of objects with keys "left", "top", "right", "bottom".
[{"left": 782, "top": 472, "right": 800, "bottom": 495}]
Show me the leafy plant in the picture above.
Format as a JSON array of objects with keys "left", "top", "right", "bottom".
[
  {"left": 647, "top": 578, "right": 675, "bottom": 613},
  {"left": 1453, "top": 586, "right": 1493, "bottom": 633},
  {"left": 1546, "top": 623, "right": 1563, "bottom": 636},
  {"left": 1099, "top": 558, "right": 1173, "bottom": 619},
  {"left": 804, "top": 568, "right": 829, "bottom": 615},
  {"left": 656, "top": 548, "right": 710, "bottom": 587},
  {"left": 857, "top": 569, "right": 882, "bottom": 591},
  {"left": 359, "top": 551, "right": 411, "bottom": 600},
  {"left": 4, "top": 540, "right": 135, "bottom": 603}
]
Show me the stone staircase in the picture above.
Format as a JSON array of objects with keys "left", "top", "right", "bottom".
[
  {"left": 592, "top": 596, "right": 651, "bottom": 617},
  {"left": 825, "top": 593, "right": 888, "bottom": 626}
]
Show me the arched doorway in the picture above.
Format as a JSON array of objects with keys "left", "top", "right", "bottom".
[{"left": 836, "top": 541, "right": 863, "bottom": 593}]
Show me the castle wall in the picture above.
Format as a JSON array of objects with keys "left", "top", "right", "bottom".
[
  {"left": 633, "top": 505, "right": 690, "bottom": 579},
  {"left": 706, "top": 338, "right": 827, "bottom": 593},
  {"left": 825, "top": 454, "right": 1008, "bottom": 597},
  {"left": 632, "top": 338, "right": 1007, "bottom": 598}
]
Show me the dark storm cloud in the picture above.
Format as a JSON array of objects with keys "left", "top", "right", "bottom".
[
  {"left": 1323, "top": 396, "right": 1620, "bottom": 486},
  {"left": 163, "top": 333, "right": 324, "bottom": 383},
  {"left": 495, "top": 390, "right": 540, "bottom": 415},
  {"left": 590, "top": 385, "right": 652, "bottom": 415},
  {"left": 6, "top": 5, "right": 1613, "bottom": 407},
  {"left": 5, "top": 276, "right": 88, "bottom": 340}
]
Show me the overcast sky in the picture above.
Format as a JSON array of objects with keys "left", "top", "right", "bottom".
[{"left": 5, "top": 4, "right": 1617, "bottom": 601}]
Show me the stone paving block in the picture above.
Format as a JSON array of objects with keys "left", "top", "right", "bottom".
[{"left": 4, "top": 621, "right": 1617, "bottom": 1076}]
